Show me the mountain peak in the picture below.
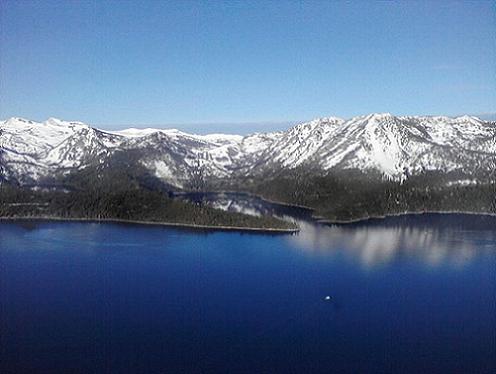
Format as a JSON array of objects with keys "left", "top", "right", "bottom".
[
  {"left": 454, "top": 114, "right": 482, "bottom": 123},
  {"left": 46, "top": 117, "right": 89, "bottom": 128},
  {"left": 2, "top": 117, "right": 36, "bottom": 126},
  {"left": 366, "top": 113, "right": 394, "bottom": 121},
  {"left": 321, "top": 116, "right": 345, "bottom": 123}
]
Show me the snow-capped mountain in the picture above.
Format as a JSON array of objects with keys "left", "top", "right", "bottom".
[{"left": 1, "top": 114, "right": 494, "bottom": 188}]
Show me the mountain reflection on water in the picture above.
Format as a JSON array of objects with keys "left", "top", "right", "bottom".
[
  {"left": 180, "top": 192, "right": 496, "bottom": 269},
  {"left": 290, "top": 217, "right": 496, "bottom": 269}
]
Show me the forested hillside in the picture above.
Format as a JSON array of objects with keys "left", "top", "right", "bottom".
[
  {"left": 244, "top": 168, "right": 496, "bottom": 222},
  {"left": 0, "top": 163, "right": 296, "bottom": 231}
]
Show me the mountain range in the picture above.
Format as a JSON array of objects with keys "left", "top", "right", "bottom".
[{"left": 1, "top": 114, "right": 495, "bottom": 190}]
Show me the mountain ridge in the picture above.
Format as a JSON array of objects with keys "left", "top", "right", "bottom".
[{"left": 1, "top": 114, "right": 495, "bottom": 189}]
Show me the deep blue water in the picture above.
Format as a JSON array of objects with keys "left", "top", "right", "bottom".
[{"left": 1, "top": 212, "right": 495, "bottom": 373}]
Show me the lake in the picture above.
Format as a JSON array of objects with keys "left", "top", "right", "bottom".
[{"left": 1, "top": 195, "right": 495, "bottom": 373}]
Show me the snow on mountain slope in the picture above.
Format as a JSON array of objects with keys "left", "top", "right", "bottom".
[
  {"left": 296, "top": 113, "right": 495, "bottom": 180},
  {"left": 262, "top": 117, "right": 345, "bottom": 168},
  {"left": 0, "top": 117, "right": 122, "bottom": 183},
  {"left": 1, "top": 114, "right": 494, "bottom": 187}
]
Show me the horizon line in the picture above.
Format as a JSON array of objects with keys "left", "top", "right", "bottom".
[{"left": 2, "top": 112, "right": 494, "bottom": 132}]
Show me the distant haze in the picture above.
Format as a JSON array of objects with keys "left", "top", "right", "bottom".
[
  {"left": 97, "top": 121, "right": 301, "bottom": 135},
  {"left": 94, "top": 112, "right": 495, "bottom": 135},
  {"left": 477, "top": 113, "right": 496, "bottom": 121}
]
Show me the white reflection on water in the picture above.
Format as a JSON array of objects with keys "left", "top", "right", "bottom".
[
  {"left": 189, "top": 194, "right": 496, "bottom": 269},
  {"left": 53, "top": 193, "right": 489, "bottom": 270},
  {"left": 287, "top": 219, "right": 495, "bottom": 269}
]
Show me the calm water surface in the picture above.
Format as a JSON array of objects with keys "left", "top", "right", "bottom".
[{"left": 1, "top": 195, "right": 495, "bottom": 373}]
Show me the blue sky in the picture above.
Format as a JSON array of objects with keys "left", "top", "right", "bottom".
[{"left": 1, "top": 0, "right": 495, "bottom": 133}]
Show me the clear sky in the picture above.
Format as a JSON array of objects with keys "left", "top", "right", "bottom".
[{"left": 1, "top": 0, "right": 495, "bottom": 133}]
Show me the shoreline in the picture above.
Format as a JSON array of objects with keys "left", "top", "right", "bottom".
[
  {"left": 236, "top": 194, "right": 496, "bottom": 223},
  {"left": 1, "top": 211, "right": 494, "bottom": 233},
  {"left": 2, "top": 192, "right": 494, "bottom": 233},
  {"left": 318, "top": 210, "right": 496, "bottom": 225},
  {"left": 0, "top": 216, "right": 300, "bottom": 234}
]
